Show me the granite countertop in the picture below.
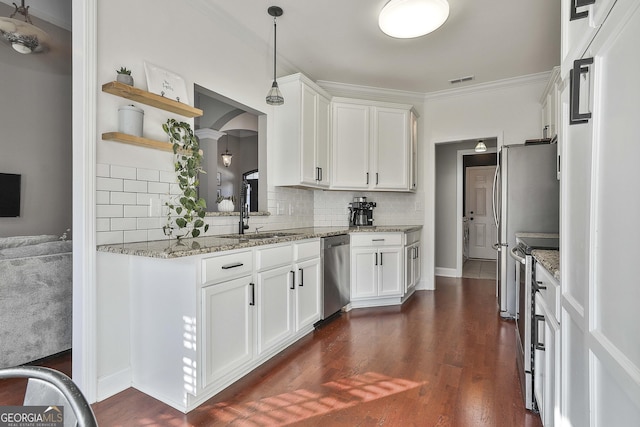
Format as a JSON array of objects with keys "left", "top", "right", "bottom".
[
  {"left": 97, "top": 225, "right": 423, "bottom": 259},
  {"left": 532, "top": 249, "right": 560, "bottom": 280}
]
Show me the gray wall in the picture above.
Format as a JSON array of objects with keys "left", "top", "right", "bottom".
[
  {"left": 435, "top": 139, "right": 497, "bottom": 269},
  {"left": 0, "top": 4, "right": 72, "bottom": 237}
]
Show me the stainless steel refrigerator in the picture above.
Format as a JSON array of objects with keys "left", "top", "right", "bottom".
[{"left": 493, "top": 143, "right": 559, "bottom": 318}]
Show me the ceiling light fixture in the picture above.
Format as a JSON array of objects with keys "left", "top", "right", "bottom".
[
  {"left": 475, "top": 140, "right": 487, "bottom": 153},
  {"left": 221, "top": 134, "right": 233, "bottom": 167},
  {"left": 0, "top": 0, "right": 50, "bottom": 54},
  {"left": 379, "top": 0, "right": 450, "bottom": 39},
  {"left": 266, "top": 6, "right": 284, "bottom": 106}
]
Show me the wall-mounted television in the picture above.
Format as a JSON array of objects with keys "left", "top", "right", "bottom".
[{"left": 0, "top": 173, "right": 21, "bottom": 217}]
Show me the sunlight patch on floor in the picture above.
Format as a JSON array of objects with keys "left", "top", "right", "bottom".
[{"left": 199, "top": 372, "right": 423, "bottom": 425}]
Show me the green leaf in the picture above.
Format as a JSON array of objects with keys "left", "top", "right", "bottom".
[
  {"left": 191, "top": 229, "right": 201, "bottom": 238},
  {"left": 176, "top": 218, "right": 187, "bottom": 228}
]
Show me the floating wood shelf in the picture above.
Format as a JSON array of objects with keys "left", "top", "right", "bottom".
[
  {"left": 102, "top": 132, "right": 202, "bottom": 155},
  {"left": 102, "top": 81, "right": 203, "bottom": 118}
]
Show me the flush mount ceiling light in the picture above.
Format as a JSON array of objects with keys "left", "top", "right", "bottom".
[
  {"left": 0, "top": 0, "right": 50, "bottom": 54},
  {"left": 265, "top": 6, "right": 284, "bottom": 106},
  {"left": 475, "top": 140, "right": 487, "bottom": 153},
  {"left": 379, "top": 0, "right": 449, "bottom": 39}
]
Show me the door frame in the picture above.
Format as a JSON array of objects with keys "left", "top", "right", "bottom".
[{"left": 456, "top": 147, "right": 497, "bottom": 277}]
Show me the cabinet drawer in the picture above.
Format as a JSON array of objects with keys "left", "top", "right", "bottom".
[
  {"left": 256, "top": 243, "right": 293, "bottom": 271},
  {"left": 350, "top": 233, "right": 403, "bottom": 247},
  {"left": 535, "top": 262, "right": 560, "bottom": 321},
  {"left": 202, "top": 250, "right": 253, "bottom": 285},
  {"left": 294, "top": 239, "right": 320, "bottom": 261}
]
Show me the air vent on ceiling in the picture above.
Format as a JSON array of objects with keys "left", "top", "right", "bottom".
[{"left": 449, "top": 75, "right": 475, "bottom": 84}]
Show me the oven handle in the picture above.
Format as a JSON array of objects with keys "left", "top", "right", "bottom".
[{"left": 509, "top": 246, "right": 526, "bottom": 264}]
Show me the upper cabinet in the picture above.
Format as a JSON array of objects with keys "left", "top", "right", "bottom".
[
  {"left": 331, "top": 97, "right": 417, "bottom": 192},
  {"left": 271, "top": 74, "right": 331, "bottom": 189},
  {"left": 561, "top": 0, "right": 617, "bottom": 76},
  {"left": 541, "top": 67, "right": 561, "bottom": 141}
]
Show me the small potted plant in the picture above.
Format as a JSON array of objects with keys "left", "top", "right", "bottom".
[
  {"left": 216, "top": 195, "right": 235, "bottom": 212},
  {"left": 116, "top": 67, "right": 133, "bottom": 86}
]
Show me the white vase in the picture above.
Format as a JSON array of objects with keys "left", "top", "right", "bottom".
[{"left": 217, "top": 199, "right": 234, "bottom": 212}]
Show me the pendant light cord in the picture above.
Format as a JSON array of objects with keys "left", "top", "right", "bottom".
[{"left": 273, "top": 16, "right": 277, "bottom": 82}]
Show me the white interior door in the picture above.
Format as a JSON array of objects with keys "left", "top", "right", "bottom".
[{"left": 466, "top": 165, "right": 497, "bottom": 260}]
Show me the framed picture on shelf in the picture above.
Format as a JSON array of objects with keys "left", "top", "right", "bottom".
[{"left": 143, "top": 61, "right": 189, "bottom": 104}]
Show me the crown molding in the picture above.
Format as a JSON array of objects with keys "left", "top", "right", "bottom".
[
  {"left": 195, "top": 128, "right": 225, "bottom": 141},
  {"left": 316, "top": 79, "right": 426, "bottom": 104}
]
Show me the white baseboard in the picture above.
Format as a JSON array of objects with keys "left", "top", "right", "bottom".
[
  {"left": 435, "top": 267, "right": 458, "bottom": 277},
  {"left": 96, "top": 367, "right": 131, "bottom": 402}
]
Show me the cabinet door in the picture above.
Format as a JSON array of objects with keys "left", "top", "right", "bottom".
[
  {"left": 378, "top": 247, "right": 403, "bottom": 297},
  {"left": 332, "top": 102, "right": 370, "bottom": 189},
  {"left": 256, "top": 265, "right": 294, "bottom": 355},
  {"left": 315, "top": 94, "right": 331, "bottom": 188},
  {"left": 351, "top": 247, "right": 377, "bottom": 298},
  {"left": 294, "top": 257, "right": 321, "bottom": 331},
  {"left": 404, "top": 245, "right": 414, "bottom": 293},
  {"left": 202, "top": 277, "right": 254, "bottom": 387},
  {"left": 410, "top": 111, "right": 418, "bottom": 190},
  {"left": 372, "top": 107, "right": 410, "bottom": 190},
  {"left": 300, "top": 84, "right": 318, "bottom": 186}
]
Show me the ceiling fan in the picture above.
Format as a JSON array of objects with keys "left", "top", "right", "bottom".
[{"left": 0, "top": 0, "right": 50, "bottom": 54}]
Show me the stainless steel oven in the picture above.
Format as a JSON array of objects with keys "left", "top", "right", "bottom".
[{"left": 509, "top": 234, "right": 559, "bottom": 411}]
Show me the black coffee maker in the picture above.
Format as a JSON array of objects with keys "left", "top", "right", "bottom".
[{"left": 349, "top": 197, "right": 376, "bottom": 227}]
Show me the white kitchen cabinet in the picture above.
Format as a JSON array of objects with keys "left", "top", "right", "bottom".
[
  {"left": 202, "top": 276, "right": 254, "bottom": 388},
  {"left": 404, "top": 229, "right": 421, "bottom": 295},
  {"left": 350, "top": 233, "right": 404, "bottom": 307},
  {"left": 256, "top": 239, "right": 322, "bottom": 355},
  {"left": 540, "top": 66, "right": 560, "bottom": 141},
  {"left": 331, "top": 98, "right": 417, "bottom": 191},
  {"left": 272, "top": 73, "right": 332, "bottom": 188},
  {"left": 559, "top": 0, "right": 640, "bottom": 425}
]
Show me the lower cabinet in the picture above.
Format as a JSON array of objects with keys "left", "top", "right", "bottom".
[
  {"left": 202, "top": 276, "right": 254, "bottom": 387},
  {"left": 350, "top": 233, "right": 404, "bottom": 307},
  {"left": 127, "top": 239, "right": 321, "bottom": 413},
  {"left": 404, "top": 230, "right": 421, "bottom": 295}
]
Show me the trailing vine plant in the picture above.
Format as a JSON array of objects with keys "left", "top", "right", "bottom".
[{"left": 162, "top": 119, "right": 209, "bottom": 239}]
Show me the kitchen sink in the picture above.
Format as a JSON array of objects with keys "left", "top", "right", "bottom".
[{"left": 219, "top": 231, "right": 302, "bottom": 240}]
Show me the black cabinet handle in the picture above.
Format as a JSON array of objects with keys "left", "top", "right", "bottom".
[
  {"left": 374, "top": 252, "right": 378, "bottom": 266},
  {"left": 299, "top": 268, "right": 304, "bottom": 287},
  {"left": 379, "top": 252, "right": 383, "bottom": 266},
  {"left": 534, "top": 314, "right": 546, "bottom": 351},
  {"left": 570, "top": 57, "right": 594, "bottom": 125},
  {"left": 290, "top": 270, "right": 295, "bottom": 290},
  {"left": 319, "top": 167, "right": 323, "bottom": 182},
  {"left": 366, "top": 172, "right": 369, "bottom": 185},
  {"left": 570, "top": 0, "right": 595, "bottom": 21},
  {"left": 222, "top": 262, "right": 243, "bottom": 270},
  {"left": 534, "top": 280, "right": 547, "bottom": 292},
  {"left": 376, "top": 173, "right": 379, "bottom": 185},
  {"left": 249, "top": 282, "right": 255, "bottom": 306}
]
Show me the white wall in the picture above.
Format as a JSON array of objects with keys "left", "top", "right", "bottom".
[
  {"left": 0, "top": 4, "right": 72, "bottom": 237},
  {"left": 422, "top": 75, "right": 549, "bottom": 288}
]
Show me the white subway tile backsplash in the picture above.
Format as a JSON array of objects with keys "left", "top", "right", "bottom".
[
  {"left": 96, "top": 163, "right": 110, "bottom": 177},
  {"left": 111, "top": 217, "right": 137, "bottom": 231},
  {"left": 124, "top": 205, "right": 148, "bottom": 218},
  {"left": 124, "top": 179, "right": 148, "bottom": 193},
  {"left": 97, "top": 204, "right": 123, "bottom": 218},
  {"left": 137, "top": 168, "right": 160, "bottom": 182},
  {"left": 96, "top": 218, "right": 111, "bottom": 232},
  {"left": 96, "top": 190, "right": 110, "bottom": 205},
  {"left": 159, "top": 170, "right": 177, "bottom": 183},
  {"left": 124, "top": 230, "right": 148, "bottom": 243},
  {"left": 96, "top": 231, "right": 124, "bottom": 245},
  {"left": 110, "top": 165, "right": 137, "bottom": 180},
  {"left": 96, "top": 177, "right": 123, "bottom": 192},
  {"left": 110, "top": 192, "right": 137, "bottom": 205},
  {"left": 148, "top": 181, "right": 170, "bottom": 194},
  {"left": 137, "top": 217, "right": 161, "bottom": 230}
]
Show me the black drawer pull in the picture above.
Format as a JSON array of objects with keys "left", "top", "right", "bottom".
[
  {"left": 290, "top": 270, "right": 295, "bottom": 290},
  {"left": 299, "top": 268, "right": 304, "bottom": 287},
  {"left": 249, "top": 283, "right": 255, "bottom": 306},
  {"left": 221, "top": 262, "right": 244, "bottom": 270},
  {"left": 570, "top": 0, "right": 595, "bottom": 21}
]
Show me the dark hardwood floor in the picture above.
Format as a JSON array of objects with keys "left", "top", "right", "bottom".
[{"left": 1, "top": 276, "right": 542, "bottom": 426}]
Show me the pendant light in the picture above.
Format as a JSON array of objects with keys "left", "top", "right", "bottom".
[
  {"left": 265, "top": 6, "right": 284, "bottom": 106},
  {"left": 475, "top": 139, "right": 487, "bottom": 153},
  {"left": 221, "top": 134, "right": 233, "bottom": 167},
  {"left": 379, "top": 0, "right": 449, "bottom": 39},
  {"left": 0, "top": 0, "right": 50, "bottom": 54}
]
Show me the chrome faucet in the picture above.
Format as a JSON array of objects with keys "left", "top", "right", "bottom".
[{"left": 238, "top": 179, "right": 250, "bottom": 234}]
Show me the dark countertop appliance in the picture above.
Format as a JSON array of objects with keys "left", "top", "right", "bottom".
[{"left": 348, "top": 197, "right": 376, "bottom": 227}]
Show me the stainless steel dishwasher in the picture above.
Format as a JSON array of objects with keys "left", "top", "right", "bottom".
[{"left": 320, "top": 234, "right": 350, "bottom": 322}]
